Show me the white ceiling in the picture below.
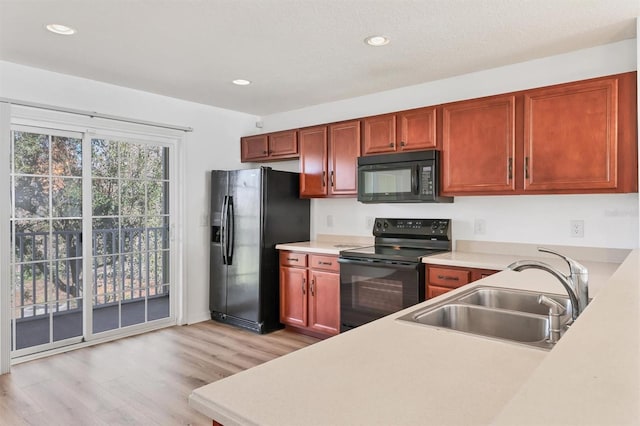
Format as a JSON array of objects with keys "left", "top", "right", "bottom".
[{"left": 0, "top": 0, "right": 638, "bottom": 116}]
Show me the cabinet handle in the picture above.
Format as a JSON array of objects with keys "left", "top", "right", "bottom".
[
  {"left": 319, "top": 261, "right": 332, "bottom": 266},
  {"left": 389, "top": 142, "right": 394, "bottom": 147},
  {"left": 525, "top": 157, "right": 530, "bottom": 179},
  {"left": 263, "top": 150, "right": 268, "bottom": 155},
  {"left": 400, "top": 141, "right": 406, "bottom": 147},
  {"left": 437, "top": 275, "right": 459, "bottom": 281},
  {"left": 322, "top": 171, "right": 326, "bottom": 187},
  {"left": 330, "top": 171, "right": 335, "bottom": 187},
  {"left": 287, "top": 257, "right": 299, "bottom": 262},
  {"left": 302, "top": 277, "right": 306, "bottom": 295},
  {"left": 310, "top": 279, "right": 315, "bottom": 296},
  {"left": 508, "top": 158, "right": 513, "bottom": 180}
]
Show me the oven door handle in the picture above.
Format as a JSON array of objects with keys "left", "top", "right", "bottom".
[{"left": 337, "top": 258, "right": 419, "bottom": 270}]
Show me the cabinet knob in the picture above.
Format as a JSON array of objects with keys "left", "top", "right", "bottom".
[
  {"left": 389, "top": 142, "right": 394, "bottom": 147},
  {"left": 263, "top": 150, "right": 268, "bottom": 155},
  {"left": 400, "top": 141, "right": 406, "bottom": 147}
]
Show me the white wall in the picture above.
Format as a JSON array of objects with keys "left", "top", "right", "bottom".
[
  {"left": 259, "top": 39, "right": 639, "bottom": 249},
  {"left": 0, "top": 61, "right": 259, "bottom": 324}
]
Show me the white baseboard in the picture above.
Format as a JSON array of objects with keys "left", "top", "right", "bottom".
[{"left": 187, "top": 311, "right": 212, "bottom": 325}]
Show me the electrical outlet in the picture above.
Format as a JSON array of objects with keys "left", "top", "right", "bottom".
[
  {"left": 570, "top": 220, "right": 584, "bottom": 238},
  {"left": 474, "top": 219, "right": 486, "bottom": 235},
  {"left": 326, "top": 215, "right": 334, "bottom": 228}
]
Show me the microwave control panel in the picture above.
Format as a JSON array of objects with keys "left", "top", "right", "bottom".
[{"left": 420, "top": 165, "right": 434, "bottom": 196}]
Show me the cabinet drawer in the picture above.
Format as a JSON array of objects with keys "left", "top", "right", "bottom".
[
  {"left": 280, "top": 251, "right": 307, "bottom": 267},
  {"left": 309, "top": 254, "right": 339, "bottom": 272},
  {"left": 428, "top": 267, "right": 470, "bottom": 289}
]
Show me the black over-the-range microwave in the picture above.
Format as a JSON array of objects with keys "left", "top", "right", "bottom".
[{"left": 357, "top": 150, "right": 453, "bottom": 203}]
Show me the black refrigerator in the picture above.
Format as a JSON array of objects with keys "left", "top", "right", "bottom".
[{"left": 209, "top": 167, "right": 310, "bottom": 333}]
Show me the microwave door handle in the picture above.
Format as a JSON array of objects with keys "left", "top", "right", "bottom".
[{"left": 412, "top": 165, "right": 419, "bottom": 194}]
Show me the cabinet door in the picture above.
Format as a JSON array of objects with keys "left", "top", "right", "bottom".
[
  {"left": 268, "top": 130, "right": 298, "bottom": 158},
  {"left": 241, "top": 135, "right": 269, "bottom": 162},
  {"left": 397, "top": 107, "right": 437, "bottom": 151},
  {"left": 308, "top": 270, "right": 340, "bottom": 336},
  {"left": 328, "top": 120, "right": 361, "bottom": 196},
  {"left": 299, "top": 126, "right": 328, "bottom": 197},
  {"left": 427, "top": 285, "right": 453, "bottom": 299},
  {"left": 442, "top": 96, "right": 516, "bottom": 194},
  {"left": 279, "top": 266, "right": 308, "bottom": 327},
  {"left": 362, "top": 114, "right": 396, "bottom": 155},
  {"left": 524, "top": 77, "right": 618, "bottom": 191}
]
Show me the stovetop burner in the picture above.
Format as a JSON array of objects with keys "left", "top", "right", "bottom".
[{"left": 339, "top": 218, "right": 452, "bottom": 263}]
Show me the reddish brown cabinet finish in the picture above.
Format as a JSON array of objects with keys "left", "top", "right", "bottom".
[
  {"left": 362, "top": 114, "right": 397, "bottom": 155},
  {"left": 240, "top": 135, "right": 269, "bottom": 162},
  {"left": 279, "top": 251, "right": 340, "bottom": 337},
  {"left": 240, "top": 130, "right": 298, "bottom": 162},
  {"left": 442, "top": 95, "right": 517, "bottom": 194},
  {"left": 442, "top": 72, "right": 637, "bottom": 196},
  {"left": 425, "top": 264, "right": 499, "bottom": 299},
  {"left": 362, "top": 107, "right": 437, "bottom": 156},
  {"left": 524, "top": 77, "right": 618, "bottom": 192},
  {"left": 299, "top": 126, "right": 329, "bottom": 197},
  {"left": 299, "top": 121, "right": 360, "bottom": 198}
]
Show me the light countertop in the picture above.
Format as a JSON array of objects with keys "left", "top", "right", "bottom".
[
  {"left": 190, "top": 249, "right": 639, "bottom": 425},
  {"left": 276, "top": 234, "right": 373, "bottom": 256}
]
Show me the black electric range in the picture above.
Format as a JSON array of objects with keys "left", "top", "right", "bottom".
[{"left": 338, "top": 218, "right": 452, "bottom": 332}]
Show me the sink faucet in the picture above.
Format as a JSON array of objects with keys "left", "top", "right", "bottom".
[{"left": 507, "top": 247, "right": 589, "bottom": 321}]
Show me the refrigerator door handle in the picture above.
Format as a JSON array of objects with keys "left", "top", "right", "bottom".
[
  {"left": 220, "top": 195, "right": 228, "bottom": 265},
  {"left": 227, "top": 196, "right": 234, "bottom": 265}
]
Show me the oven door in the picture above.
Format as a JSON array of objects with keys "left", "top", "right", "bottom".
[{"left": 338, "top": 258, "right": 424, "bottom": 332}]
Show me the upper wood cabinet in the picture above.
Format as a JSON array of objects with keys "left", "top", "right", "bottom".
[
  {"left": 442, "top": 95, "right": 517, "bottom": 194},
  {"left": 442, "top": 72, "right": 637, "bottom": 196},
  {"left": 299, "top": 126, "right": 329, "bottom": 197},
  {"left": 362, "top": 114, "right": 396, "bottom": 155},
  {"left": 328, "top": 120, "right": 361, "bottom": 196},
  {"left": 299, "top": 121, "right": 360, "bottom": 198},
  {"left": 523, "top": 77, "right": 618, "bottom": 192},
  {"left": 240, "top": 130, "right": 298, "bottom": 162},
  {"left": 362, "top": 107, "right": 437, "bottom": 156}
]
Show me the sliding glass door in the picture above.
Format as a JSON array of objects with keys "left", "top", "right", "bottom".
[
  {"left": 10, "top": 125, "right": 174, "bottom": 357},
  {"left": 90, "top": 138, "right": 170, "bottom": 334}
]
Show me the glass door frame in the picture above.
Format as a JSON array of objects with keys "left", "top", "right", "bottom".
[{"left": 3, "top": 106, "right": 183, "bottom": 364}]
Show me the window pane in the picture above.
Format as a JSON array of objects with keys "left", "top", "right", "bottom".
[
  {"left": 146, "top": 146, "right": 167, "bottom": 179},
  {"left": 93, "top": 218, "right": 119, "bottom": 256},
  {"left": 120, "top": 179, "right": 145, "bottom": 216},
  {"left": 148, "top": 284, "right": 169, "bottom": 321},
  {"left": 121, "top": 217, "right": 145, "bottom": 254},
  {"left": 50, "top": 219, "right": 82, "bottom": 260},
  {"left": 52, "top": 177, "right": 82, "bottom": 217},
  {"left": 52, "top": 136, "right": 82, "bottom": 177},
  {"left": 13, "top": 131, "right": 49, "bottom": 175},
  {"left": 146, "top": 181, "right": 167, "bottom": 216},
  {"left": 93, "top": 255, "right": 121, "bottom": 303},
  {"left": 92, "top": 178, "right": 119, "bottom": 216},
  {"left": 91, "top": 139, "right": 119, "bottom": 178},
  {"left": 13, "top": 220, "right": 49, "bottom": 262},
  {"left": 120, "top": 142, "right": 146, "bottom": 179},
  {"left": 14, "top": 176, "right": 50, "bottom": 218}
]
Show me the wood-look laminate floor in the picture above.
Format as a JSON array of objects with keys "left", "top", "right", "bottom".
[{"left": 0, "top": 321, "right": 319, "bottom": 426}]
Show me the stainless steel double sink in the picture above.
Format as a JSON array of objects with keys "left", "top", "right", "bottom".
[{"left": 397, "top": 286, "right": 572, "bottom": 350}]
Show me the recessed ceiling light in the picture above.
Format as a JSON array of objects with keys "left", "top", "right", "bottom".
[
  {"left": 232, "top": 79, "right": 252, "bottom": 86},
  {"left": 46, "top": 24, "right": 77, "bottom": 35},
  {"left": 365, "top": 35, "right": 389, "bottom": 46}
]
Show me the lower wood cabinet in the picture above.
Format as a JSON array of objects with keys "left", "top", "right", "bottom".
[
  {"left": 425, "top": 264, "right": 499, "bottom": 299},
  {"left": 279, "top": 251, "right": 340, "bottom": 337}
]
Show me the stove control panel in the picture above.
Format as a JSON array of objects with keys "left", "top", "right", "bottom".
[{"left": 373, "top": 218, "right": 451, "bottom": 240}]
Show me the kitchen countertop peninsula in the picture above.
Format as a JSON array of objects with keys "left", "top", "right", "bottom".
[{"left": 190, "top": 245, "right": 639, "bottom": 425}]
